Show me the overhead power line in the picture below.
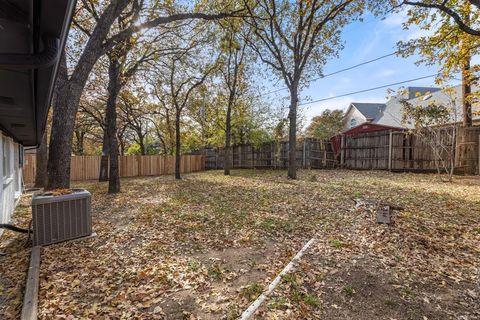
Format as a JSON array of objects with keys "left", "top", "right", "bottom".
[
  {"left": 298, "top": 74, "right": 438, "bottom": 106},
  {"left": 258, "top": 51, "right": 399, "bottom": 98}
]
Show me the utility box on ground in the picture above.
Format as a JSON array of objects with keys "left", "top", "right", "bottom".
[{"left": 32, "top": 189, "right": 92, "bottom": 246}]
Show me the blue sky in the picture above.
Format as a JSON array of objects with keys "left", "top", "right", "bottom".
[{"left": 262, "top": 10, "right": 464, "bottom": 122}]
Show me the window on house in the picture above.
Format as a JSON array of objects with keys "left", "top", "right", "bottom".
[
  {"left": 350, "top": 118, "right": 357, "bottom": 128},
  {"left": 3, "top": 137, "right": 10, "bottom": 178},
  {"left": 19, "top": 145, "right": 24, "bottom": 167}
]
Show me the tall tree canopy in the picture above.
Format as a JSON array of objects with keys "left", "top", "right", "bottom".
[
  {"left": 47, "top": 0, "right": 242, "bottom": 189},
  {"left": 383, "top": 0, "right": 480, "bottom": 127},
  {"left": 306, "top": 109, "right": 344, "bottom": 140},
  {"left": 244, "top": 0, "right": 364, "bottom": 179}
]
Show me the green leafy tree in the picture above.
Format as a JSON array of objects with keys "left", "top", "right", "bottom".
[
  {"left": 389, "top": 1, "right": 480, "bottom": 36},
  {"left": 305, "top": 109, "right": 344, "bottom": 140},
  {"left": 244, "top": 0, "right": 365, "bottom": 179},
  {"left": 384, "top": 1, "right": 479, "bottom": 127}
]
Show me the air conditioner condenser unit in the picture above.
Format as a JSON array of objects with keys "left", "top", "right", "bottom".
[{"left": 32, "top": 189, "right": 92, "bottom": 246}]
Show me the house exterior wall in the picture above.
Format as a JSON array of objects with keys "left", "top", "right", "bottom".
[
  {"left": 343, "top": 107, "right": 367, "bottom": 131},
  {"left": 0, "top": 131, "right": 23, "bottom": 230}
]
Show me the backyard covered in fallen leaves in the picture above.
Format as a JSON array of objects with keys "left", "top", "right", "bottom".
[{"left": 2, "top": 169, "right": 480, "bottom": 319}]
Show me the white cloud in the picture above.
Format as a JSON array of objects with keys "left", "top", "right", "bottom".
[
  {"left": 381, "top": 9, "right": 409, "bottom": 28},
  {"left": 380, "top": 8, "right": 435, "bottom": 43},
  {"left": 377, "top": 68, "right": 398, "bottom": 78}
]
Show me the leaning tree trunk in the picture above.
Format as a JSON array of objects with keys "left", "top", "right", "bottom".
[
  {"left": 175, "top": 111, "right": 182, "bottom": 180},
  {"left": 106, "top": 58, "right": 121, "bottom": 194},
  {"left": 287, "top": 86, "right": 298, "bottom": 179},
  {"left": 224, "top": 101, "right": 233, "bottom": 176},
  {"left": 34, "top": 130, "right": 48, "bottom": 188},
  {"left": 99, "top": 131, "right": 109, "bottom": 181}
]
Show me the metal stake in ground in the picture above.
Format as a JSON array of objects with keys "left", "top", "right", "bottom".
[{"left": 239, "top": 238, "right": 316, "bottom": 320}]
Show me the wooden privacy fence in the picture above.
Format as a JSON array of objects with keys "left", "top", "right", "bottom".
[
  {"left": 341, "top": 127, "right": 480, "bottom": 174},
  {"left": 23, "top": 154, "right": 205, "bottom": 184},
  {"left": 204, "top": 138, "right": 337, "bottom": 170},
  {"left": 204, "top": 127, "right": 480, "bottom": 174}
]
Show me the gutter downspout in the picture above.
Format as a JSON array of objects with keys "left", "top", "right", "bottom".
[{"left": 0, "top": 35, "right": 59, "bottom": 70}]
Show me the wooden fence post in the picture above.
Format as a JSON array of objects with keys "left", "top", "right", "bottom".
[
  {"left": 323, "top": 140, "right": 327, "bottom": 168},
  {"left": 271, "top": 142, "right": 274, "bottom": 169},
  {"left": 340, "top": 135, "right": 345, "bottom": 167},
  {"left": 252, "top": 146, "right": 255, "bottom": 168},
  {"left": 388, "top": 130, "right": 393, "bottom": 171},
  {"left": 302, "top": 140, "right": 306, "bottom": 169}
]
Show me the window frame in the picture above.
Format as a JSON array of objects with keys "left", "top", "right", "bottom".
[{"left": 350, "top": 118, "right": 357, "bottom": 128}]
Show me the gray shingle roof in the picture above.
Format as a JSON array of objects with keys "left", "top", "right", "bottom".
[
  {"left": 351, "top": 102, "right": 386, "bottom": 121},
  {"left": 403, "top": 87, "right": 441, "bottom": 100},
  {"left": 377, "top": 84, "right": 479, "bottom": 128}
]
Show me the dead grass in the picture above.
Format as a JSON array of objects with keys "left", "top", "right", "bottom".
[{"left": 1, "top": 169, "right": 479, "bottom": 319}]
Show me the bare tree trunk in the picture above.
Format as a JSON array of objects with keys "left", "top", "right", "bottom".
[
  {"left": 462, "top": 58, "right": 472, "bottom": 128},
  {"left": 224, "top": 101, "right": 233, "bottom": 175},
  {"left": 139, "top": 138, "right": 146, "bottom": 155},
  {"left": 175, "top": 112, "right": 181, "bottom": 180},
  {"left": 287, "top": 86, "right": 298, "bottom": 179},
  {"left": 77, "top": 131, "right": 85, "bottom": 154},
  {"left": 34, "top": 130, "right": 48, "bottom": 188},
  {"left": 47, "top": 53, "right": 74, "bottom": 190},
  {"left": 99, "top": 132, "right": 109, "bottom": 181},
  {"left": 106, "top": 58, "right": 121, "bottom": 193}
]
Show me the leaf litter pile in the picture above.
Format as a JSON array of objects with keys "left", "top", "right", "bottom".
[
  {"left": 0, "top": 195, "right": 33, "bottom": 318},
  {"left": 1, "top": 170, "right": 479, "bottom": 319}
]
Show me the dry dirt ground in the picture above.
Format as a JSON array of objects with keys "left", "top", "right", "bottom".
[{"left": 1, "top": 169, "right": 479, "bottom": 319}]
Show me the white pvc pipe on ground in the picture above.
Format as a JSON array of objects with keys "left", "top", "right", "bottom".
[{"left": 239, "top": 238, "right": 316, "bottom": 320}]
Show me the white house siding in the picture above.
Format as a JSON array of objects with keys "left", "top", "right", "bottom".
[
  {"left": 0, "top": 131, "right": 23, "bottom": 230},
  {"left": 343, "top": 107, "right": 367, "bottom": 131}
]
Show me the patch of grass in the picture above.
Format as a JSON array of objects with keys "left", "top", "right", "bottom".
[
  {"left": 400, "top": 286, "right": 416, "bottom": 300},
  {"left": 303, "top": 294, "right": 319, "bottom": 307},
  {"left": 258, "top": 218, "right": 296, "bottom": 233},
  {"left": 282, "top": 274, "right": 299, "bottom": 286},
  {"left": 384, "top": 298, "right": 395, "bottom": 306},
  {"left": 330, "top": 239, "right": 344, "bottom": 249},
  {"left": 269, "top": 296, "right": 287, "bottom": 310},
  {"left": 241, "top": 282, "right": 263, "bottom": 302},
  {"left": 354, "top": 191, "right": 362, "bottom": 198},
  {"left": 187, "top": 260, "right": 200, "bottom": 272},
  {"left": 438, "top": 223, "right": 455, "bottom": 233},
  {"left": 342, "top": 285, "right": 354, "bottom": 296},
  {"left": 225, "top": 304, "right": 241, "bottom": 320},
  {"left": 387, "top": 276, "right": 398, "bottom": 285},
  {"left": 208, "top": 264, "right": 224, "bottom": 280},
  {"left": 258, "top": 218, "right": 277, "bottom": 231}
]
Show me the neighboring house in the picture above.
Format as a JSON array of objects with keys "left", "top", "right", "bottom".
[
  {"left": 340, "top": 86, "right": 479, "bottom": 135},
  {"left": 0, "top": 1, "right": 75, "bottom": 232},
  {"left": 343, "top": 102, "right": 386, "bottom": 131}
]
